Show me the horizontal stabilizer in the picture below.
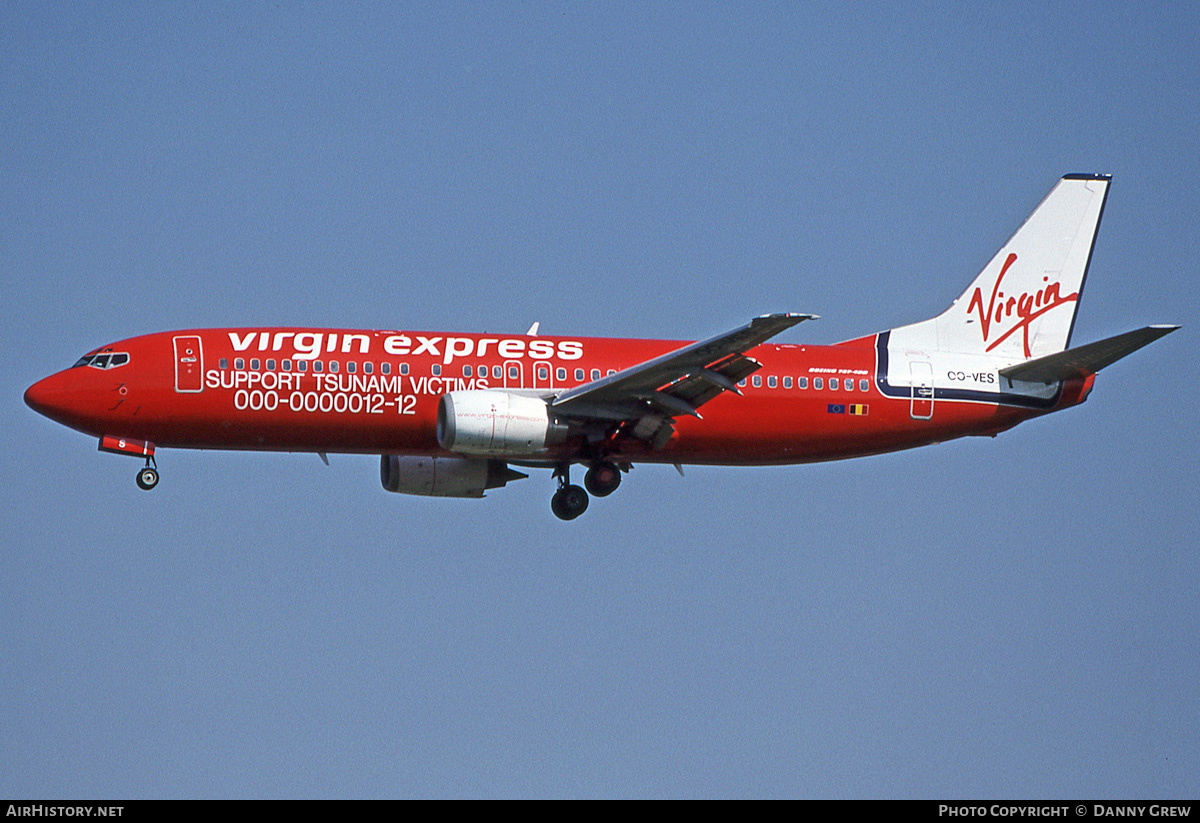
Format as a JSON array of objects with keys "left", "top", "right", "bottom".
[{"left": 999, "top": 325, "right": 1179, "bottom": 383}]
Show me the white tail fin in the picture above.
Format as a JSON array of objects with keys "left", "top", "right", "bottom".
[{"left": 892, "top": 174, "right": 1111, "bottom": 359}]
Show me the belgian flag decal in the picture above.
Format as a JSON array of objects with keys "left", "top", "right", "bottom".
[{"left": 848, "top": 404, "right": 869, "bottom": 416}]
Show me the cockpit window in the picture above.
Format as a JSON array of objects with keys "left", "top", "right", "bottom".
[{"left": 71, "top": 352, "right": 130, "bottom": 370}]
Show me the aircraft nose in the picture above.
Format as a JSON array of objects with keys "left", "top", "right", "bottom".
[
  {"left": 24, "top": 370, "right": 95, "bottom": 429},
  {"left": 24, "top": 375, "right": 57, "bottom": 416}
]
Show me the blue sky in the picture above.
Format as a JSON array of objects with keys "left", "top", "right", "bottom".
[{"left": 2, "top": 2, "right": 1197, "bottom": 798}]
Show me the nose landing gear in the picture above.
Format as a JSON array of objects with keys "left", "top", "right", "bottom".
[
  {"left": 135, "top": 457, "right": 159, "bottom": 491},
  {"left": 98, "top": 436, "right": 160, "bottom": 491}
]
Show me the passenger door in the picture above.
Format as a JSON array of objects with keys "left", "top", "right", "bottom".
[
  {"left": 173, "top": 335, "right": 204, "bottom": 393},
  {"left": 909, "top": 361, "right": 933, "bottom": 419}
]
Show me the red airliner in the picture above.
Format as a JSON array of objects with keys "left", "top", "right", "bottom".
[{"left": 25, "top": 174, "right": 1177, "bottom": 519}]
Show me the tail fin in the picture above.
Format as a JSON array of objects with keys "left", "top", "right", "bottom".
[{"left": 904, "top": 174, "right": 1111, "bottom": 359}]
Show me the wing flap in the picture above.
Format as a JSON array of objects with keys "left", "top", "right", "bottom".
[{"left": 659, "top": 353, "right": 760, "bottom": 410}]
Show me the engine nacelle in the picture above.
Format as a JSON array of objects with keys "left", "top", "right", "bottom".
[
  {"left": 437, "top": 391, "right": 569, "bottom": 457},
  {"left": 380, "top": 455, "right": 526, "bottom": 498}
]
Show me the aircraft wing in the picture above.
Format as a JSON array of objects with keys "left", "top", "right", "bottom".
[{"left": 550, "top": 313, "right": 817, "bottom": 422}]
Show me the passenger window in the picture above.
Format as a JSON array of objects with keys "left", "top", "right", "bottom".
[
  {"left": 830, "top": 378, "right": 838, "bottom": 390},
  {"left": 783, "top": 376, "right": 793, "bottom": 389},
  {"left": 814, "top": 378, "right": 823, "bottom": 390},
  {"left": 607, "top": 369, "right": 615, "bottom": 376},
  {"left": 329, "top": 361, "right": 339, "bottom": 373},
  {"left": 493, "top": 365, "right": 502, "bottom": 379},
  {"left": 768, "top": 376, "right": 777, "bottom": 388},
  {"left": 537, "top": 366, "right": 548, "bottom": 380},
  {"left": 381, "top": 363, "right": 390, "bottom": 375},
  {"left": 738, "top": 379, "right": 746, "bottom": 387},
  {"left": 235, "top": 358, "right": 245, "bottom": 370},
  {"left": 219, "top": 358, "right": 229, "bottom": 369},
  {"left": 282, "top": 360, "right": 292, "bottom": 371},
  {"left": 508, "top": 366, "right": 518, "bottom": 379},
  {"left": 432, "top": 364, "right": 441, "bottom": 376},
  {"left": 575, "top": 368, "right": 584, "bottom": 381},
  {"left": 401, "top": 363, "right": 410, "bottom": 375},
  {"left": 752, "top": 375, "right": 762, "bottom": 387},
  {"left": 591, "top": 369, "right": 600, "bottom": 380},
  {"left": 463, "top": 365, "right": 472, "bottom": 377},
  {"left": 860, "top": 379, "right": 869, "bottom": 391},
  {"left": 799, "top": 377, "right": 808, "bottom": 389},
  {"left": 266, "top": 359, "right": 276, "bottom": 371},
  {"left": 363, "top": 362, "right": 373, "bottom": 374},
  {"left": 346, "top": 361, "right": 355, "bottom": 373},
  {"left": 313, "top": 361, "right": 323, "bottom": 372},
  {"left": 251, "top": 359, "right": 260, "bottom": 370},
  {"left": 557, "top": 368, "right": 566, "bottom": 381},
  {"left": 296, "top": 360, "right": 307, "bottom": 372}
]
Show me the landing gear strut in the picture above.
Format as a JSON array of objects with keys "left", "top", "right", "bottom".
[
  {"left": 135, "top": 456, "right": 159, "bottom": 491},
  {"left": 550, "top": 464, "right": 589, "bottom": 521}
]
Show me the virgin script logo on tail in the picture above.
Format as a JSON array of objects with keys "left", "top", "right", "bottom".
[{"left": 966, "top": 253, "right": 1078, "bottom": 357}]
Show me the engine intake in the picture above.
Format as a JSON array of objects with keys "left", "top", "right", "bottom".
[
  {"left": 380, "top": 455, "right": 526, "bottom": 498},
  {"left": 437, "top": 391, "right": 569, "bottom": 457}
]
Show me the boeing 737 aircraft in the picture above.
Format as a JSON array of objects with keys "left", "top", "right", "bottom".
[{"left": 25, "top": 174, "right": 1177, "bottom": 519}]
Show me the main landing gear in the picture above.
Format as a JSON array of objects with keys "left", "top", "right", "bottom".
[
  {"left": 550, "top": 460, "right": 622, "bottom": 520},
  {"left": 135, "top": 457, "right": 159, "bottom": 491},
  {"left": 584, "top": 461, "right": 621, "bottom": 497},
  {"left": 550, "top": 482, "right": 588, "bottom": 521}
]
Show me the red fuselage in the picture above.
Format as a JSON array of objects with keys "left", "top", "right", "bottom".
[{"left": 24, "top": 327, "right": 1093, "bottom": 466}]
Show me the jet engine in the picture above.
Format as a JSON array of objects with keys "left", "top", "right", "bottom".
[
  {"left": 380, "top": 455, "right": 526, "bottom": 498},
  {"left": 437, "top": 391, "right": 570, "bottom": 457}
]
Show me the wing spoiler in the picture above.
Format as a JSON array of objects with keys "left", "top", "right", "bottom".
[{"left": 551, "top": 313, "right": 817, "bottom": 419}]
